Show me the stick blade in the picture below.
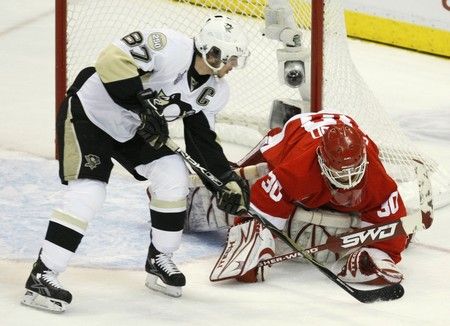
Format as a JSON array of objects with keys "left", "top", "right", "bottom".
[{"left": 354, "top": 283, "right": 405, "bottom": 303}]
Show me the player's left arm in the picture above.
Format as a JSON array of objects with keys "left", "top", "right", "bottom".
[
  {"left": 183, "top": 111, "right": 249, "bottom": 214},
  {"left": 183, "top": 111, "right": 231, "bottom": 181}
]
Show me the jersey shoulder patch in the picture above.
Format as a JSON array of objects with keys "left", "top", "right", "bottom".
[
  {"left": 146, "top": 31, "right": 168, "bottom": 51},
  {"left": 144, "top": 28, "right": 193, "bottom": 75}
]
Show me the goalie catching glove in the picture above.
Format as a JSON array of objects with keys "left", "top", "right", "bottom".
[
  {"left": 216, "top": 171, "right": 250, "bottom": 215},
  {"left": 334, "top": 247, "right": 403, "bottom": 285},
  {"left": 136, "top": 89, "right": 169, "bottom": 149}
]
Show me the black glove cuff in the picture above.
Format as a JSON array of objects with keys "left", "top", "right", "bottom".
[
  {"left": 219, "top": 170, "right": 249, "bottom": 188},
  {"left": 219, "top": 170, "right": 238, "bottom": 183}
]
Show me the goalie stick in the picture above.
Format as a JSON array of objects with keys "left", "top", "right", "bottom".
[
  {"left": 259, "top": 159, "right": 434, "bottom": 267},
  {"left": 161, "top": 137, "right": 405, "bottom": 303}
]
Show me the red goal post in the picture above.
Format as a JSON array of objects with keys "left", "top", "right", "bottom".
[{"left": 55, "top": 0, "right": 67, "bottom": 159}]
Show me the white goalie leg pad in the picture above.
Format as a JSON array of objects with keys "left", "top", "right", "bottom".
[
  {"left": 276, "top": 207, "right": 360, "bottom": 264},
  {"left": 185, "top": 163, "right": 270, "bottom": 232},
  {"left": 333, "top": 247, "right": 403, "bottom": 285},
  {"left": 185, "top": 187, "right": 234, "bottom": 232},
  {"left": 21, "top": 290, "right": 68, "bottom": 313},
  {"left": 210, "top": 220, "right": 275, "bottom": 281}
]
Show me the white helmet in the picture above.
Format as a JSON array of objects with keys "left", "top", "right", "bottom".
[{"left": 194, "top": 15, "right": 250, "bottom": 74}]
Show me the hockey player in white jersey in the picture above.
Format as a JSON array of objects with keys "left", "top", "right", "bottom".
[{"left": 22, "top": 15, "right": 250, "bottom": 312}]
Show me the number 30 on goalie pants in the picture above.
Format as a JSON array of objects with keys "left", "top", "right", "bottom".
[{"left": 210, "top": 219, "right": 275, "bottom": 281}]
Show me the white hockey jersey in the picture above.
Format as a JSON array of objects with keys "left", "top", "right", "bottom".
[{"left": 76, "top": 28, "right": 229, "bottom": 142}]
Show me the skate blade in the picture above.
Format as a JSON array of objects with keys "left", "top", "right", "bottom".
[
  {"left": 21, "top": 290, "right": 68, "bottom": 313},
  {"left": 145, "top": 274, "right": 182, "bottom": 298}
]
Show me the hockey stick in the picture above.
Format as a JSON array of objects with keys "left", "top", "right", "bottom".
[
  {"left": 259, "top": 159, "right": 434, "bottom": 267},
  {"left": 164, "top": 139, "right": 225, "bottom": 189},
  {"left": 188, "top": 163, "right": 269, "bottom": 188},
  {"left": 162, "top": 137, "right": 404, "bottom": 303}
]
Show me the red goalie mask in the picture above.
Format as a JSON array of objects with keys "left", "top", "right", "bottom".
[{"left": 317, "top": 123, "right": 368, "bottom": 189}]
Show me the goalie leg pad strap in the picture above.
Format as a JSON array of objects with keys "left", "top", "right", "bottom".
[{"left": 210, "top": 220, "right": 275, "bottom": 281}]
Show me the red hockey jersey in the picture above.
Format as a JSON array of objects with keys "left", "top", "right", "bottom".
[{"left": 250, "top": 113, "right": 408, "bottom": 262}]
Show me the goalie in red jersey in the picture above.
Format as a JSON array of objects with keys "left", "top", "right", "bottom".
[{"left": 209, "top": 112, "right": 407, "bottom": 285}]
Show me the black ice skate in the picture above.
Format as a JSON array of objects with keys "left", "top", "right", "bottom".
[
  {"left": 21, "top": 257, "right": 72, "bottom": 313},
  {"left": 145, "top": 244, "right": 186, "bottom": 297}
]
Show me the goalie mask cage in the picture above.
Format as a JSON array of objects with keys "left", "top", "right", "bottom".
[{"left": 55, "top": 0, "right": 449, "bottom": 209}]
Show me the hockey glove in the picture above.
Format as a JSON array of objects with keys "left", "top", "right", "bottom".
[
  {"left": 335, "top": 247, "right": 403, "bottom": 285},
  {"left": 216, "top": 171, "right": 250, "bottom": 215},
  {"left": 136, "top": 89, "right": 169, "bottom": 149}
]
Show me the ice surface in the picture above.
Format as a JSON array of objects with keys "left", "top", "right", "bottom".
[{"left": 0, "top": 1, "right": 449, "bottom": 325}]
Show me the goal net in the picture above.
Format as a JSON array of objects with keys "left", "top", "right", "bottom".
[{"left": 56, "top": 0, "right": 449, "bottom": 210}]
